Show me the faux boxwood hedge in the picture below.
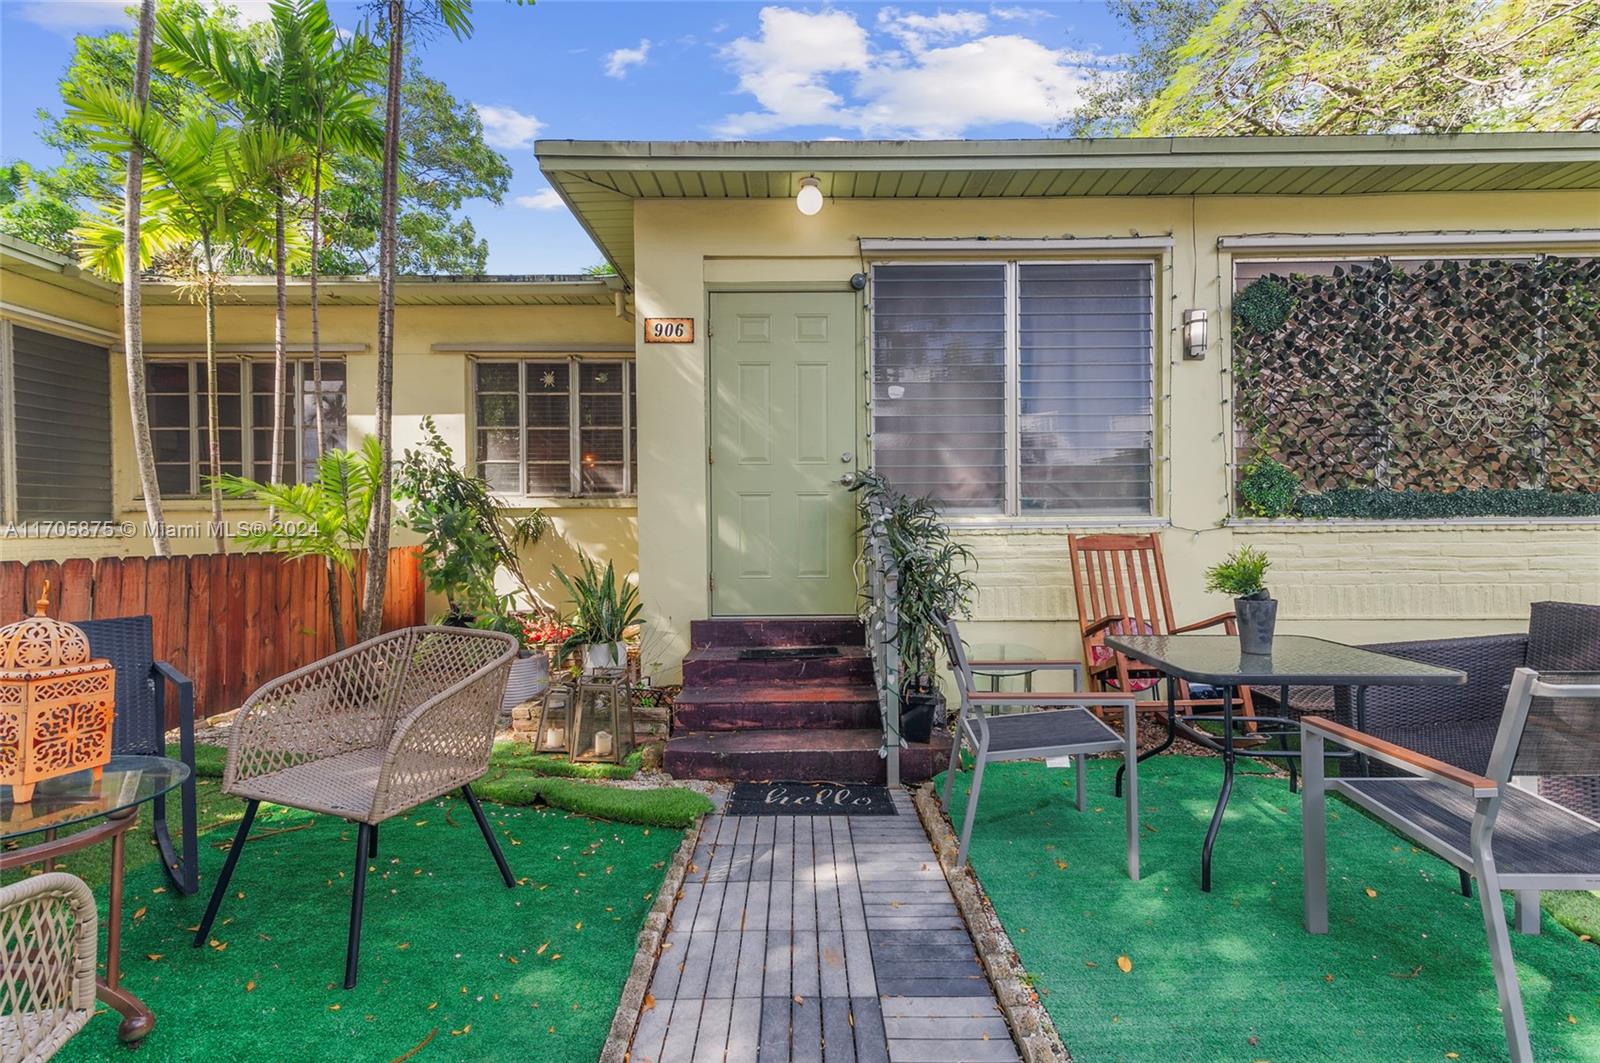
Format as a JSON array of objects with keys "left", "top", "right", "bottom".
[{"left": 1291, "top": 489, "right": 1600, "bottom": 520}]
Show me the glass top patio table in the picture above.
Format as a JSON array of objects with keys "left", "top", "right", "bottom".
[
  {"left": 1104, "top": 634, "right": 1468, "bottom": 688},
  {"left": 1101, "top": 634, "right": 1465, "bottom": 892},
  {"left": 2, "top": 755, "right": 190, "bottom": 842}
]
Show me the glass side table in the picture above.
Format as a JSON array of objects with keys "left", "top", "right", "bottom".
[{"left": 3, "top": 754, "right": 191, "bottom": 1043}]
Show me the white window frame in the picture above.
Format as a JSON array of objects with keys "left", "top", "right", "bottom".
[
  {"left": 147, "top": 357, "right": 346, "bottom": 497},
  {"left": 867, "top": 257, "right": 1158, "bottom": 520},
  {"left": 474, "top": 356, "right": 635, "bottom": 499}
]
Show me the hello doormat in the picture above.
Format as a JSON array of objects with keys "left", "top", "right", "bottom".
[{"left": 725, "top": 781, "right": 896, "bottom": 816}]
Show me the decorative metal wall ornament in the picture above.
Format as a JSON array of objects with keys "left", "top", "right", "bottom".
[{"left": 1233, "top": 256, "right": 1600, "bottom": 499}]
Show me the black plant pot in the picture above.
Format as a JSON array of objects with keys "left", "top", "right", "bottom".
[
  {"left": 1233, "top": 592, "right": 1278, "bottom": 655},
  {"left": 900, "top": 686, "right": 944, "bottom": 744}
]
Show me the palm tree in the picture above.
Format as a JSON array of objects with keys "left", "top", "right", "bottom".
[
  {"left": 216, "top": 437, "right": 383, "bottom": 649},
  {"left": 278, "top": 1, "right": 383, "bottom": 459},
  {"left": 156, "top": 4, "right": 309, "bottom": 498},
  {"left": 71, "top": 94, "right": 284, "bottom": 552},
  {"left": 123, "top": 0, "right": 172, "bottom": 555},
  {"left": 358, "top": 0, "right": 474, "bottom": 642}
]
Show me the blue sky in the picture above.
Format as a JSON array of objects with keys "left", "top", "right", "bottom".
[{"left": 1, "top": 1, "right": 1129, "bottom": 272}]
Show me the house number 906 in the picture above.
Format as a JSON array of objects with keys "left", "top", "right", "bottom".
[{"left": 644, "top": 317, "right": 693, "bottom": 343}]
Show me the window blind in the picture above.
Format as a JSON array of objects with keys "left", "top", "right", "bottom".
[
  {"left": 870, "top": 263, "right": 1007, "bottom": 512},
  {"left": 1017, "top": 262, "right": 1153, "bottom": 514}
]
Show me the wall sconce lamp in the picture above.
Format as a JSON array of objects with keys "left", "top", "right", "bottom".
[
  {"left": 795, "top": 176, "right": 824, "bottom": 216},
  {"left": 1182, "top": 309, "right": 1209, "bottom": 360}
]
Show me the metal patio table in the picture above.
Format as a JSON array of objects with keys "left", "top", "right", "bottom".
[
  {"left": 1105, "top": 634, "right": 1465, "bottom": 891},
  {"left": 2, "top": 754, "right": 191, "bottom": 1043}
]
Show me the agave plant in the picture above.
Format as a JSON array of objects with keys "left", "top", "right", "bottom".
[{"left": 552, "top": 556, "right": 642, "bottom": 659}]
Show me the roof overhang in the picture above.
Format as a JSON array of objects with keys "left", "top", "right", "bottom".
[
  {"left": 142, "top": 272, "right": 624, "bottom": 307},
  {"left": 1, "top": 233, "right": 120, "bottom": 303},
  {"left": 535, "top": 132, "right": 1600, "bottom": 283}
]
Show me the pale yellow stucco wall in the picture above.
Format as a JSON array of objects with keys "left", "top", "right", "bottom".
[
  {"left": 632, "top": 189, "right": 1600, "bottom": 681},
  {"left": 0, "top": 279, "right": 639, "bottom": 622}
]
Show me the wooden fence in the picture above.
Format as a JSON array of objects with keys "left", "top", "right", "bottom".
[{"left": 0, "top": 547, "right": 426, "bottom": 725}]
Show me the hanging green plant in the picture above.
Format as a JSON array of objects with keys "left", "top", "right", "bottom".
[{"left": 1233, "top": 276, "right": 1296, "bottom": 332}]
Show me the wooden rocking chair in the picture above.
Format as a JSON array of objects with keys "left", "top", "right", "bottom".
[{"left": 1068, "top": 534, "right": 1256, "bottom": 783}]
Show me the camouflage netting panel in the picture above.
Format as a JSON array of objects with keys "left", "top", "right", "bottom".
[{"left": 1234, "top": 256, "right": 1600, "bottom": 495}]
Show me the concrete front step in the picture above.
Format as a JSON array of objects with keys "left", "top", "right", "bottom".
[
  {"left": 671, "top": 683, "right": 880, "bottom": 732},
  {"left": 664, "top": 727, "right": 951, "bottom": 783},
  {"left": 681, "top": 644, "right": 873, "bottom": 687},
  {"left": 690, "top": 617, "right": 865, "bottom": 650}
]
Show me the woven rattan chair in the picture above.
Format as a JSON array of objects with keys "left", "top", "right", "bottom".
[
  {"left": 936, "top": 612, "right": 1141, "bottom": 874},
  {"left": 77, "top": 616, "right": 198, "bottom": 895},
  {"left": 192, "top": 626, "right": 519, "bottom": 988},
  {"left": 1, "top": 872, "right": 98, "bottom": 1063},
  {"left": 1302, "top": 669, "right": 1600, "bottom": 1063},
  {"left": 1270, "top": 602, "right": 1600, "bottom": 825}
]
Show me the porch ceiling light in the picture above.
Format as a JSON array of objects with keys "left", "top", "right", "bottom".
[
  {"left": 1182, "top": 308, "right": 1209, "bottom": 360},
  {"left": 796, "top": 176, "right": 824, "bottom": 216}
]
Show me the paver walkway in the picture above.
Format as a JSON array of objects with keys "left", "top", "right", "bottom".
[{"left": 631, "top": 789, "right": 1020, "bottom": 1063}]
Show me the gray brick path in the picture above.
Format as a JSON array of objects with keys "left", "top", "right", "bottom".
[{"left": 631, "top": 790, "right": 1019, "bottom": 1063}]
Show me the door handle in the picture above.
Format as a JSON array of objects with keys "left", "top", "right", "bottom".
[{"left": 836, "top": 472, "right": 856, "bottom": 487}]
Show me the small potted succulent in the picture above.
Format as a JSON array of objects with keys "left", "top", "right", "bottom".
[
  {"left": 1204, "top": 546, "right": 1276, "bottom": 654},
  {"left": 554, "top": 556, "right": 642, "bottom": 672}
]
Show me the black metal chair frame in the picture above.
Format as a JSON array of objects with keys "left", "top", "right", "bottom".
[{"left": 78, "top": 616, "right": 198, "bottom": 896}]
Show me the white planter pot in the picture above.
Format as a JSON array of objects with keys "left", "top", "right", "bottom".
[
  {"left": 502, "top": 650, "right": 551, "bottom": 711},
  {"left": 583, "top": 642, "right": 626, "bottom": 672}
]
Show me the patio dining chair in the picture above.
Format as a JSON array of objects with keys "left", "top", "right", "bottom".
[
  {"left": 1, "top": 872, "right": 98, "bottom": 1063},
  {"left": 1301, "top": 669, "right": 1600, "bottom": 1063},
  {"left": 1068, "top": 532, "right": 1256, "bottom": 713},
  {"left": 77, "top": 616, "right": 199, "bottom": 895},
  {"left": 936, "top": 611, "right": 1141, "bottom": 876},
  {"left": 192, "top": 626, "right": 519, "bottom": 989}
]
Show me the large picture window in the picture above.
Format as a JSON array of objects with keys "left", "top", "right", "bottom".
[
  {"left": 474, "top": 358, "right": 635, "bottom": 498},
  {"left": 870, "top": 261, "right": 1154, "bottom": 516},
  {"left": 146, "top": 359, "right": 347, "bottom": 496}
]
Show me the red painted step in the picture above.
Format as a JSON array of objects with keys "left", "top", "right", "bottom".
[
  {"left": 671, "top": 683, "right": 880, "bottom": 732},
  {"left": 690, "top": 617, "right": 866, "bottom": 650},
  {"left": 663, "top": 727, "right": 951, "bottom": 784},
  {"left": 681, "top": 644, "right": 873, "bottom": 687}
]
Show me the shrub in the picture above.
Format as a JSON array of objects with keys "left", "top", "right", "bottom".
[
  {"left": 1294, "top": 489, "right": 1600, "bottom": 520},
  {"left": 1233, "top": 276, "right": 1295, "bottom": 332},
  {"left": 1239, "top": 457, "right": 1300, "bottom": 517},
  {"left": 1204, "top": 546, "right": 1272, "bottom": 598}
]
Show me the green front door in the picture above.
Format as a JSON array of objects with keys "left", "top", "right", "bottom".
[{"left": 709, "top": 291, "right": 859, "bottom": 616}]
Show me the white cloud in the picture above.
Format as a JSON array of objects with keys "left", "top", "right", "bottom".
[
  {"left": 473, "top": 104, "right": 544, "bottom": 151},
  {"left": 718, "top": 8, "right": 873, "bottom": 136},
  {"left": 990, "top": 6, "right": 1057, "bottom": 23},
  {"left": 716, "top": 7, "right": 1097, "bottom": 139},
  {"left": 17, "top": 0, "right": 278, "bottom": 34},
  {"left": 877, "top": 8, "right": 988, "bottom": 52},
  {"left": 514, "top": 188, "right": 566, "bottom": 210},
  {"left": 605, "top": 39, "right": 652, "bottom": 78}
]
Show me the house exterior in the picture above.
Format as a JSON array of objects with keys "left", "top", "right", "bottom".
[{"left": 3, "top": 132, "right": 1599, "bottom": 684}]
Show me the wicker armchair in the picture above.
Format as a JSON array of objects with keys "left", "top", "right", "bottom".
[
  {"left": 192, "top": 627, "right": 519, "bottom": 989},
  {"left": 1, "top": 873, "right": 98, "bottom": 1063}
]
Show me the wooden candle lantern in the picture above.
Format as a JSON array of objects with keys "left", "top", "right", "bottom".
[{"left": 0, "top": 583, "right": 116, "bottom": 804}]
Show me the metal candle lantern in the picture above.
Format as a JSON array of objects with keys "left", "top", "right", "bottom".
[
  {"left": 0, "top": 584, "right": 116, "bottom": 803},
  {"left": 570, "top": 675, "right": 633, "bottom": 765},
  {"left": 533, "top": 682, "right": 575, "bottom": 754}
]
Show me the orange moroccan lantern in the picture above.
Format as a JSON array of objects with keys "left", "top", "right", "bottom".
[{"left": 0, "top": 583, "right": 116, "bottom": 804}]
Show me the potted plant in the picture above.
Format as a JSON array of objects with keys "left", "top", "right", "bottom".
[
  {"left": 1204, "top": 546, "right": 1277, "bottom": 654},
  {"left": 554, "top": 556, "right": 642, "bottom": 672},
  {"left": 852, "top": 472, "right": 976, "bottom": 744}
]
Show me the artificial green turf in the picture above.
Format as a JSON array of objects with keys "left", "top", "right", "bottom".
[
  {"left": 54, "top": 796, "right": 682, "bottom": 1063},
  {"left": 941, "top": 756, "right": 1600, "bottom": 1062},
  {"left": 489, "top": 740, "right": 645, "bottom": 780},
  {"left": 473, "top": 771, "right": 710, "bottom": 828}
]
